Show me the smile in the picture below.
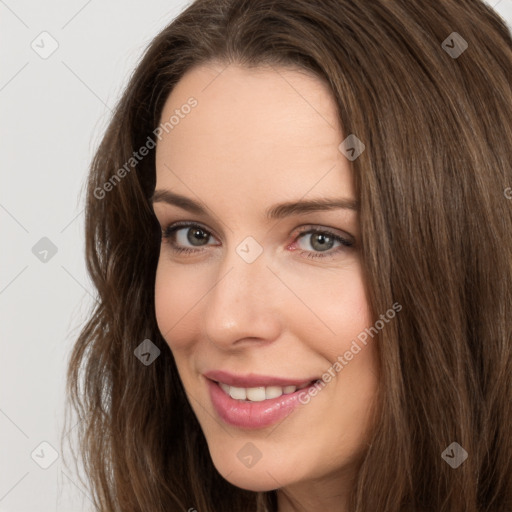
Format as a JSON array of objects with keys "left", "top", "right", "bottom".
[
  {"left": 217, "top": 381, "right": 314, "bottom": 402},
  {"left": 204, "top": 371, "right": 321, "bottom": 429}
]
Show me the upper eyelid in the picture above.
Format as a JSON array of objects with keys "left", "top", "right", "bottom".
[{"left": 164, "top": 221, "right": 221, "bottom": 243}]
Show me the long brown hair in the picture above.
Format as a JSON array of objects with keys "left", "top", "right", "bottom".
[{"left": 64, "top": 1, "right": 512, "bottom": 510}]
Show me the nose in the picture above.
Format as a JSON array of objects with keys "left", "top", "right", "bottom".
[{"left": 202, "top": 246, "right": 283, "bottom": 350}]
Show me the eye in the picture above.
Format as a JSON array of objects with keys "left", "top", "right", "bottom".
[
  {"left": 292, "top": 227, "right": 354, "bottom": 260},
  {"left": 160, "top": 221, "right": 355, "bottom": 260},
  {"left": 161, "top": 222, "right": 218, "bottom": 254}
]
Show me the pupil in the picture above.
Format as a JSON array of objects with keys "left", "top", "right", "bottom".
[
  {"left": 311, "top": 233, "right": 333, "bottom": 251},
  {"left": 187, "top": 228, "right": 209, "bottom": 246}
]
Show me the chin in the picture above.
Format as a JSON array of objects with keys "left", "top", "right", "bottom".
[
  {"left": 216, "top": 465, "right": 281, "bottom": 492},
  {"left": 207, "top": 445, "right": 306, "bottom": 492}
]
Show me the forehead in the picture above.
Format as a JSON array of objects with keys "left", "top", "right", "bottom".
[{"left": 154, "top": 63, "right": 354, "bottom": 210}]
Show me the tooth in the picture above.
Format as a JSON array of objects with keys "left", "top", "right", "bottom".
[
  {"left": 265, "top": 386, "right": 283, "bottom": 399},
  {"left": 219, "top": 382, "right": 230, "bottom": 394},
  {"left": 229, "top": 386, "right": 247, "bottom": 400},
  {"left": 246, "top": 386, "right": 266, "bottom": 402},
  {"left": 219, "top": 382, "right": 303, "bottom": 401}
]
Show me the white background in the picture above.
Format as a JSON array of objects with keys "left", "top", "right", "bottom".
[{"left": 1, "top": 0, "right": 511, "bottom": 510}]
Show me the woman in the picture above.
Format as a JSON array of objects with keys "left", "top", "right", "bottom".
[{"left": 64, "top": 1, "right": 512, "bottom": 511}]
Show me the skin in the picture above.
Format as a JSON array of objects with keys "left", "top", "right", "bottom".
[{"left": 153, "top": 61, "right": 380, "bottom": 512}]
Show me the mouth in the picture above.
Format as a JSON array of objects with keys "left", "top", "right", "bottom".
[
  {"left": 211, "top": 378, "right": 319, "bottom": 402},
  {"left": 204, "top": 373, "right": 323, "bottom": 429}
]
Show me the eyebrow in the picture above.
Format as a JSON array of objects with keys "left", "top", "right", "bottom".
[{"left": 150, "top": 189, "right": 358, "bottom": 220}]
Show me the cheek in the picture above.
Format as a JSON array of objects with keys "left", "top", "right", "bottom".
[
  {"left": 282, "top": 260, "right": 372, "bottom": 348},
  {"left": 286, "top": 261, "right": 377, "bottom": 402},
  {"left": 154, "top": 255, "right": 208, "bottom": 351},
  {"left": 331, "top": 271, "right": 372, "bottom": 346},
  {"left": 326, "top": 268, "right": 376, "bottom": 378}
]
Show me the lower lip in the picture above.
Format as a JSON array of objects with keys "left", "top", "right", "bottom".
[{"left": 206, "top": 378, "right": 318, "bottom": 429}]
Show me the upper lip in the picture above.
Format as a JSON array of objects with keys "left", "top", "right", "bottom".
[{"left": 203, "top": 370, "right": 317, "bottom": 388}]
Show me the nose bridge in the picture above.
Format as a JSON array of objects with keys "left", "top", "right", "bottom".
[{"left": 202, "top": 243, "right": 282, "bottom": 347}]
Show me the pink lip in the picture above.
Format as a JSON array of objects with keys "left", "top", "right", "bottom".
[
  {"left": 205, "top": 376, "right": 320, "bottom": 429},
  {"left": 203, "top": 369, "right": 315, "bottom": 388}
]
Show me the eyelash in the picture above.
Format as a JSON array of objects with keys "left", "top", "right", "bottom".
[{"left": 161, "top": 221, "right": 354, "bottom": 260}]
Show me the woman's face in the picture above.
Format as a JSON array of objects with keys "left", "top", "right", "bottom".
[{"left": 153, "top": 62, "right": 379, "bottom": 504}]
